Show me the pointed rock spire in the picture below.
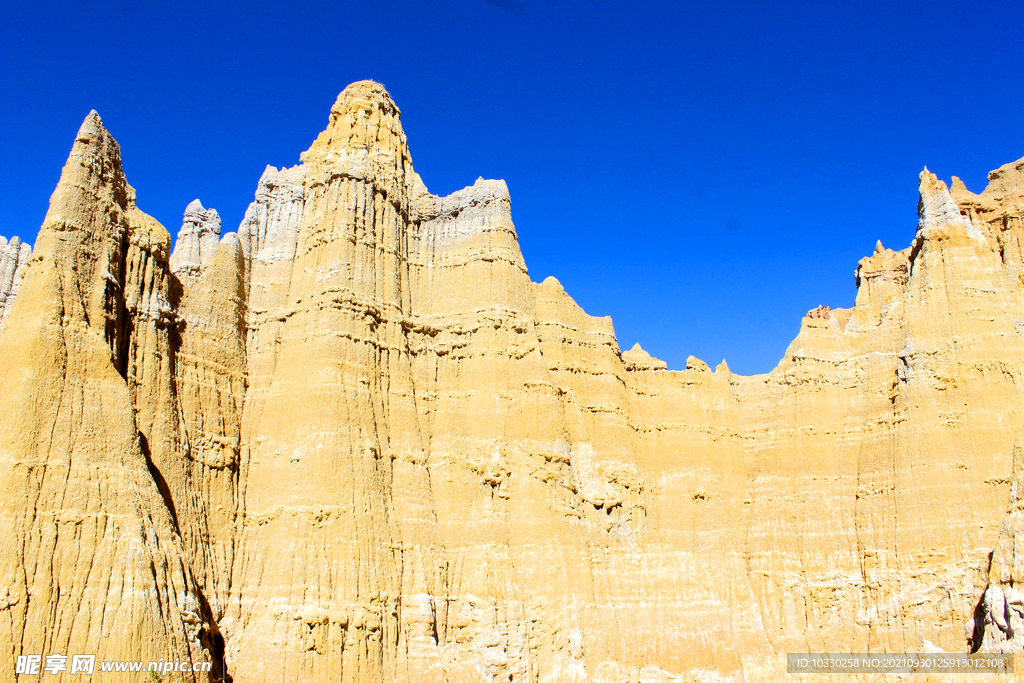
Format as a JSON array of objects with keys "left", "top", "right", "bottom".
[
  {"left": 236, "top": 164, "right": 306, "bottom": 268},
  {"left": 622, "top": 342, "right": 668, "bottom": 371},
  {"left": 917, "top": 168, "right": 986, "bottom": 245},
  {"left": 300, "top": 80, "right": 414, "bottom": 200},
  {"left": 950, "top": 175, "right": 971, "bottom": 197},
  {"left": 0, "top": 109, "right": 211, "bottom": 672},
  {"left": 170, "top": 198, "right": 222, "bottom": 275},
  {"left": 29, "top": 110, "right": 139, "bottom": 333}
]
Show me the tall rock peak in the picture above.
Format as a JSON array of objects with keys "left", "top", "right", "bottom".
[
  {"left": 917, "top": 167, "right": 987, "bottom": 245},
  {"left": 0, "top": 112, "right": 216, "bottom": 676},
  {"left": 329, "top": 79, "right": 401, "bottom": 120},
  {"left": 299, "top": 81, "right": 414, "bottom": 200},
  {"left": 32, "top": 109, "right": 140, "bottom": 349}
]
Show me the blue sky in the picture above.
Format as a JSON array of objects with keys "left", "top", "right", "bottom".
[{"left": 2, "top": 0, "right": 1021, "bottom": 374}]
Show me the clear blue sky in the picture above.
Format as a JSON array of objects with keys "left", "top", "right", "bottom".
[{"left": 2, "top": 0, "right": 1021, "bottom": 374}]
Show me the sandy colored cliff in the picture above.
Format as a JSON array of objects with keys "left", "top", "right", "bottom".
[{"left": 1, "top": 82, "right": 1023, "bottom": 682}]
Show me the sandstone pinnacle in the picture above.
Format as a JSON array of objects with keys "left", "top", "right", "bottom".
[
  {"left": 171, "top": 198, "right": 223, "bottom": 275},
  {"left": 0, "top": 108, "right": 217, "bottom": 679}
]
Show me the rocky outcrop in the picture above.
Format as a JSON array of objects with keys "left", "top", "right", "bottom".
[
  {"left": 2, "top": 83, "right": 1024, "bottom": 682},
  {"left": 951, "top": 157, "right": 1024, "bottom": 288},
  {"left": 723, "top": 165, "right": 1024, "bottom": 673},
  {"left": 0, "top": 112, "right": 218, "bottom": 681},
  {"left": 0, "top": 235, "right": 31, "bottom": 335},
  {"left": 622, "top": 342, "right": 668, "bottom": 371},
  {"left": 171, "top": 199, "right": 223, "bottom": 276}
]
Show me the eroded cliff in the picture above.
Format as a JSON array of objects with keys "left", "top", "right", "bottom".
[{"left": 1, "top": 82, "right": 1022, "bottom": 682}]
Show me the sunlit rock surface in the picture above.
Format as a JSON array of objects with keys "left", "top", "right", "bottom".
[
  {"left": 0, "top": 235, "right": 31, "bottom": 335},
  {"left": 2, "top": 82, "right": 1024, "bottom": 682}
]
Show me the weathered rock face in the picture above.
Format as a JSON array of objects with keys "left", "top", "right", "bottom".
[
  {"left": 171, "top": 199, "right": 223, "bottom": 276},
  {"left": 2, "top": 82, "right": 1023, "bottom": 682},
  {"left": 970, "top": 437, "right": 1024, "bottom": 654},
  {"left": 728, "top": 165, "right": 1024, "bottom": 672},
  {"left": 0, "top": 235, "right": 32, "bottom": 335},
  {"left": 0, "top": 112, "right": 220, "bottom": 682}
]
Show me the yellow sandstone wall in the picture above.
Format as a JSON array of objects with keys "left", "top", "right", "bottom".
[{"left": 1, "top": 82, "right": 1022, "bottom": 682}]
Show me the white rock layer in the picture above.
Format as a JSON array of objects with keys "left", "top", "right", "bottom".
[
  {"left": 0, "top": 234, "right": 32, "bottom": 336},
  {"left": 170, "top": 199, "right": 222, "bottom": 275}
]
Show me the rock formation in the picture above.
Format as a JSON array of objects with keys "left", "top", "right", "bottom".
[
  {"left": 0, "top": 111, "right": 219, "bottom": 682},
  {"left": 171, "top": 199, "right": 223, "bottom": 276},
  {"left": 0, "top": 235, "right": 32, "bottom": 335},
  {"left": 969, "top": 437, "right": 1024, "bottom": 654},
  {"left": 1, "top": 82, "right": 1023, "bottom": 682}
]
